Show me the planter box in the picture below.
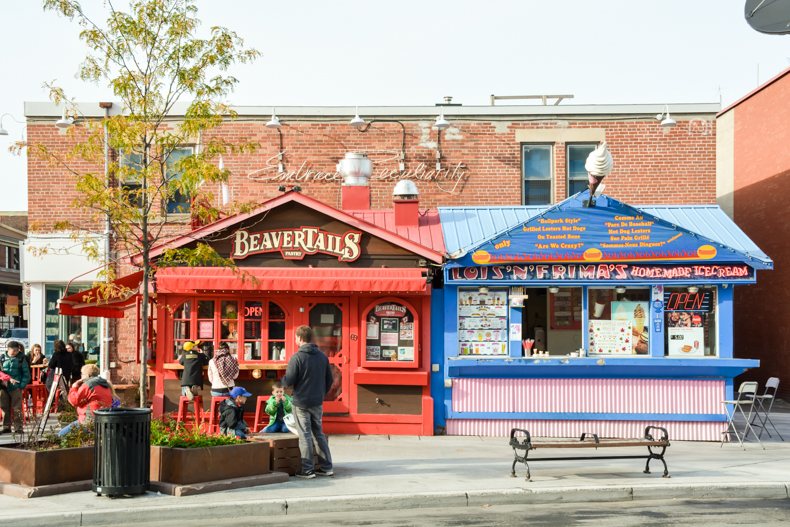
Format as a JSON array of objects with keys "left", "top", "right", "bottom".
[
  {"left": 150, "top": 442, "right": 270, "bottom": 485},
  {"left": 0, "top": 445, "right": 93, "bottom": 487}
]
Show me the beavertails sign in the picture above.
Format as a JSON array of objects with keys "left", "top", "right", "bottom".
[{"left": 232, "top": 227, "right": 363, "bottom": 262}]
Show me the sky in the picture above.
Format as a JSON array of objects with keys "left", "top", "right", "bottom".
[{"left": 0, "top": 0, "right": 788, "bottom": 212}]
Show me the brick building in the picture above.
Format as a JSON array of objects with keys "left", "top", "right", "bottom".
[
  {"left": 23, "top": 101, "right": 719, "bottom": 393},
  {"left": 718, "top": 67, "right": 790, "bottom": 397}
]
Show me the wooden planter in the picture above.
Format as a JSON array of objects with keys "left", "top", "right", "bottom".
[
  {"left": 0, "top": 445, "right": 93, "bottom": 487},
  {"left": 150, "top": 442, "right": 270, "bottom": 485}
]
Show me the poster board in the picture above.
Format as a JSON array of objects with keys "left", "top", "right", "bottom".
[
  {"left": 588, "top": 320, "right": 633, "bottom": 355},
  {"left": 667, "top": 326, "right": 705, "bottom": 356},
  {"left": 364, "top": 302, "right": 416, "bottom": 365},
  {"left": 611, "top": 301, "right": 649, "bottom": 355}
]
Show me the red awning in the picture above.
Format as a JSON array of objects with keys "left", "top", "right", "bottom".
[
  {"left": 59, "top": 271, "right": 145, "bottom": 319},
  {"left": 155, "top": 267, "right": 429, "bottom": 294}
]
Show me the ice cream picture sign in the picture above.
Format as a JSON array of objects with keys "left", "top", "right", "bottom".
[{"left": 460, "top": 194, "right": 742, "bottom": 268}]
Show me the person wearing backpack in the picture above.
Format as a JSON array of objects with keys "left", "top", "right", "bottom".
[{"left": 0, "top": 340, "right": 31, "bottom": 434}]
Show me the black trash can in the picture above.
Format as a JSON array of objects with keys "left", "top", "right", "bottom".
[{"left": 92, "top": 407, "right": 151, "bottom": 496}]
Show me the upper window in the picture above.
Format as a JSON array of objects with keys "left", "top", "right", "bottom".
[
  {"left": 3, "top": 246, "right": 19, "bottom": 271},
  {"left": 521, "top": 144, "right": 552, "bottom": 205},
  {"left": 567, "top": 144, "right": 596, "bottom": 197},
  {"left": 165, "top": 146, "right": 194, "bottom": 214},
  {"left": 118, "top": 150, "right": 144, "bottom": 209}
]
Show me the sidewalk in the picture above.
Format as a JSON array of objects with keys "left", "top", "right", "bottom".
[{"left": 1, "top": 408, "right": 789, "bottom": 526}]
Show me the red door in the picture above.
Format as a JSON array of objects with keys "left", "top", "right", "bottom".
[{"left": 300, "top": 298, "right": 350, "bottom": 414}]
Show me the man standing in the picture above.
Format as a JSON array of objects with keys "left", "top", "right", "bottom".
[{"left": 282, "top": 325, "right": 334, "bottom": 478}]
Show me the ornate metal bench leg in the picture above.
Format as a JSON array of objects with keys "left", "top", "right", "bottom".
[{"left": 511, "top": 454, "right": 518, "bottom": 478}]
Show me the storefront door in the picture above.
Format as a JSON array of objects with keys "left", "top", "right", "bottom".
[{"left": 301, "top": 298, "right": 350, "bottom": 414}]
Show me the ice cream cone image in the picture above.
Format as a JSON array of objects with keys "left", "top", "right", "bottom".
[
  {"left": 633, "top": 304, "right": 645, "bottom": 334},
  {"left": 584, "top": 142, "right": 613, "bottom": 206}
]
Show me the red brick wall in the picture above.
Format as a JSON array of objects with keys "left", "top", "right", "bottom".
[
  {"left": 730, "top": 73, "right": 790, "bottom": 396},
  {"left": 27, "top": 114, "right": 717, "bottom": 386}
]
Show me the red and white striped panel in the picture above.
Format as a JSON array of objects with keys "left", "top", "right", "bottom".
[
  {"left": 452, "top": 378, "right": 724, "bottom": 415},
  {"left": 446, "top": 419, "right": 725, "bottom": 441}
]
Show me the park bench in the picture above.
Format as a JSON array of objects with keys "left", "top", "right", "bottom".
[{"left": 509, "top": 426, "right": 670, "bottom": 481}]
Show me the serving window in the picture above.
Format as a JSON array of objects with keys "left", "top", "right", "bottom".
[
  {"left": 167, "top": 297, "right": 290, "bottom": 363},
  {"left": 664, "top": 287, "right": 717, "bottom": 357},
  {"left": 362, "top": 299, "right": 419, "bottom": 368},
  {"left": 587, "top": 287, "right": 650, "bottom": 355}
]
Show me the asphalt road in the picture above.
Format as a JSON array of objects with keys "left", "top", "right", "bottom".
[{"left": 122, "top": 498, "right": 790, "bottom": 527}]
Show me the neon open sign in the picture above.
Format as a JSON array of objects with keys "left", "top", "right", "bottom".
[{"left": 244, "top": 305, "right": 264, "bottom": 318}]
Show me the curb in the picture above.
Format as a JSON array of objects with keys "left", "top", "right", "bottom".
[{"left": 3, "top": 483, "right": 789, "bottom": 526}]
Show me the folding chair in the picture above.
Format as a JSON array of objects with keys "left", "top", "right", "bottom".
[
  {"left": 749, "top": 377, "right": 784, "bottom": 441},
  {"left": 721, "top": 381, "right": 763, "bottom": 449}
]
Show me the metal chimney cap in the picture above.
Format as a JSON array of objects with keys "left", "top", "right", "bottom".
[{"left": 393, "top": 180, "right": 419, "bottom": 198}]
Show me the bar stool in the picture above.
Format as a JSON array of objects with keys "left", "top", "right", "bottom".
[
  {"left": 253, "top": 396, "right": 270, "bottom": 433},
  {"left": 176, "top": 395, "right": 204, "bottom": 430},
  {"left": 204, "top": 396, "right": 227, "bottom": 434}
]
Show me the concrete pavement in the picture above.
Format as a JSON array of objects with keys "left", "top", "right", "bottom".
[{"left": 1, "top": 406, "right": 789, "bottom": 526}]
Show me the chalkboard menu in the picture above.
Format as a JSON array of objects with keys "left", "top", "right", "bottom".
[{"left": 365, "top": 302, "right": 416, "bottom": 363}]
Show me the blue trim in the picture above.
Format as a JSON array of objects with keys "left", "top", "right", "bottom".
[
  {"left": 430, "top": 287, "right": 445, "bottom": 430},
  {"left": 649, "top": 286, "right": 664, "bottom": 357},
  {"left": 718, "top": 286, "right": 733, "bottom": 359},
  {"left": 440, "top": 286, "right": 458, "bottom": 429},
  {"left": 446, "top": 411, "right": 726, "bottom": 422},
  {"left": 447, "top": 357, "right": 759, "bottom": 379},
  {"left": 508, "top": 296, "right": 522, "bottom": 358},
  {"left": 581, "top": 285, "right": 589, "bottom": 354}
]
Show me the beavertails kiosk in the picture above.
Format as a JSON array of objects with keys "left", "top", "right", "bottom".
[{"left": 144, "top": 160, "right": 443, "bottom": 435}]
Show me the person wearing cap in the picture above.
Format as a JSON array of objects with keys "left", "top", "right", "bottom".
[
  {"left": 178, "top": 340, "right": 209, "bottom": 401},
  {"left": 282, "top": 325, "right": 334, "bottom": 478},
  {"left": 219, "top": 386, "right": 251, "bottom": 438}
]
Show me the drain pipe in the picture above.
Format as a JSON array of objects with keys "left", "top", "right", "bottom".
[{"left": 99, "top": 101, "right": 113, "bottom": 376}]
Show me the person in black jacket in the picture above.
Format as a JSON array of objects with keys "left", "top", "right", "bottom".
[
  {"left": 282, "top": 325, "right": 334, "bottom": 479},
  {"left": 219, "top": 386, "right": 251, "bottom": 438},
  {"left": 65, "top": 341, "right": 85, "bottom": 384},
  {"left": 46, "top": 339, "right": 74, "bottom": 394},
  {"left": 178, "top": 341, "right": 209, "bottom": 400}
]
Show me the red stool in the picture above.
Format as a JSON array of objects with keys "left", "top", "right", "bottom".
[
  {"left": 204, "top": 396, "right": 227, "bottom": 434},
  {"left": 176, "top": 395, "right": 204, "bottom": 430},
  {"left": 252, "top": 396, "right": 270, "bottom": 433}
]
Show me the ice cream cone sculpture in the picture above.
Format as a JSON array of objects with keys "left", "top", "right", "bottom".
[{"left": 585, "top": 142, "right": 613, "bottom": 207}]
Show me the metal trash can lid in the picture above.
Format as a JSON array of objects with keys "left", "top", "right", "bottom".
[{"left": 94, "top": 407, "right": 152, "bottom": 416}]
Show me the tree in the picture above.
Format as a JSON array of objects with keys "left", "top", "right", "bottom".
[{"left": 38, "top": 0, "right": 259, "bottom": 407}]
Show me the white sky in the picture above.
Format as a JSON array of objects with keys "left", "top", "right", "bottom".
[{"left": 1, "top": 0, "right": 788, "bottom": 212}]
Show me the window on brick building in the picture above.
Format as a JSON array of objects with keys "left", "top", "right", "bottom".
[
  {"left": 3, "top": 245, "right": 18, "bottom": 270},
  {"left": 165, "top": 146, "right": 194, "bottom": 214},
  {"left": 521, "top": 144, "right": 552, "bottom": 205},
  {"left": 118, "top": 150, "right": 144, "bottom": 209},
  {"left": 567, "top": 144, "right": 596, "bottom": 197}
]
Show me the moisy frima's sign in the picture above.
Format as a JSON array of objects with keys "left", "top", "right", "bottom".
[
  {"left": 232, "top": 227, "right": 362, "bottom": 262},
  {"left": 448, "top": 263, "right": 754, "bottom": 283}
]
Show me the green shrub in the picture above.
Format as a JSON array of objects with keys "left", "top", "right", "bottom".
[{"left": 150, "top": 418, "right": 244, "bottom": 448}]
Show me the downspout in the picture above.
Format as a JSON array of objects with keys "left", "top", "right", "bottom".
[{"left": 99, "top": 102, "right": 113, "bottom": 375}]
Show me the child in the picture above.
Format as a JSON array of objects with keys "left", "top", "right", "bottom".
[
  {"left": 263, "top": 381, "right": 293, "bottom": 433},
  {"left": 0, "top": 341, "right": 31, "bottom": 434},
  {"left": 178, "top": 340, "right": 209, "bottom": 400},
  {"left": 219, "top": 386, "right": 251, "bottom": 439}
]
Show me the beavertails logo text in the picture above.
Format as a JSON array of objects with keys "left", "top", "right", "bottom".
[{"left": 232, "top": 227, "right": 363, "bottom": 262}]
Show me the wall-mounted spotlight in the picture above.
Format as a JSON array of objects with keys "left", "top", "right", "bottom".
[
  {"left": 0, "top": 113, "right": 22, "bottom": 136},
  {"left": 478, "top": 286, "right": 489, "bottom": 294},
  {"left": 349, "top": 109, "right": 407, "bottom": 172},
  {"left": 55, "top": 108, "right": 74, "bottom": 130},
  {"left": 548, "top": 286, "right": 560, "bottom": 294},
  {"left": 687, "top": 286, "right": 699, "bottom": 294},
  {"left": 615, "top": 286, "right": 627, "bottom": 294},
  {"left": 266, "top": 108, "right": 285, "bottom": 173},
  {"left": 656, "top": 105, "right": 676, "bottom": 129},
  {"left": 435, "top": 113, "right": 450, "bottom": 171}
]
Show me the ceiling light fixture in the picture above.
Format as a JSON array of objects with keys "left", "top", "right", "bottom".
[{"left": 615, "top": 286, "right": 627, "bottom": 294}]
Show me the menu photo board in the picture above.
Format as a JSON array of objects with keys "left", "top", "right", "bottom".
[
  {"left": 365, "top": 302, "right": 416, "bottom": 365},
  {"left": 588, "top": 320, "right": 633, "bottom": 355}
]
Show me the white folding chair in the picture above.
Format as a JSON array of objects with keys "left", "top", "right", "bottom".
[
  {"left": 749, "top": 377, "right": 784, "bottom": 441},
  {"left": 721, "top": 381, "right": 763, "bottom": 449}
]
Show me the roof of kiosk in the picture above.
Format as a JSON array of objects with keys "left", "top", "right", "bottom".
[{"left": 439, "top": 192, "right": 772, "bottom": 270}]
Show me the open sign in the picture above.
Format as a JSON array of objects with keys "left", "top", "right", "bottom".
[{"left": 244, "top": 305, "right": 264, "bottom": 318}]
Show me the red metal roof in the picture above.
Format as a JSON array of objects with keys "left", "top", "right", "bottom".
[
  {"left": 348, "top": 209, "right": 445, "bottom": 255},
  {"left": 140, "top": 191, "right": 445, "bottom": 264}
]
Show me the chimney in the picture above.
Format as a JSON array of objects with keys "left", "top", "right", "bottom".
[
  {"left": 338, "top": 152, "right": 372, "bottom": 210},
  {"left": 393, "top": 180, "right": 420, "bottom": 228}
]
